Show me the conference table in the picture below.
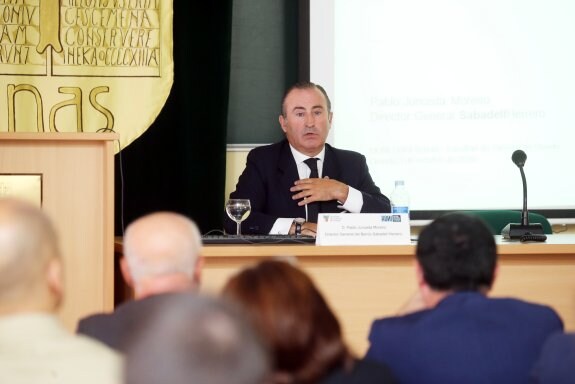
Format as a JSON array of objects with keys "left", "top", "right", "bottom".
[{"left": 196, "top": 235, "right": 575, "bottom": 355}]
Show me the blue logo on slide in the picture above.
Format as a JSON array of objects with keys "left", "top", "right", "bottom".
[{"left": 381, "top": 215, "right": 402, "bottom": 222}]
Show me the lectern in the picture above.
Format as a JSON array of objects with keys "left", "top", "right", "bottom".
[{"left": 0, "top": 133, "right": 117, "bottom": 330}]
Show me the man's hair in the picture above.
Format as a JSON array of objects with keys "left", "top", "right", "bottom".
[
  {"left": 0, "top": 198, "right": 60, "bottom": 302},
  {"left": 223, "top": 259, "right": 353, "bottom": 384},
  {"left": 125, "top": 294, "right": 270, "bottom": 384},
  {"left": 416, "top": 213, "right": 497, "bottom": 291},
  {"left": 280, "top": 81, "right": 332, "bottom": 116},
  {"left": 123, "top": 212, "right": 202, "bottom": 283}
]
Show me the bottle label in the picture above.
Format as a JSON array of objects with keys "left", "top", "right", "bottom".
[{"left": 392, "top": 206, "right": 409, "bottom": 214}]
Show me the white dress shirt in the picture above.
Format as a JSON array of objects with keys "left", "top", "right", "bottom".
[{"left": 269, "top": 145, "right": 363, "bottom": 234}]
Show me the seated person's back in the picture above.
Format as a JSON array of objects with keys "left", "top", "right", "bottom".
[
  {"left": 365, "top": 213, "right": 563, "bottom": 384},
  {"left": 124, "top": 294, "right": 270, "bottom": 384},
  {"left": 77, "top": 212, "right": 203, "bottom": 352},
  {"left": 223, "top": 259, "right": 397, "bottom": 384},
  {"left": 531, "top": 331, "right": 575, "bottom": 383},
  {"left": 0, "top": 198, "right": 122, "bottom": 384}
]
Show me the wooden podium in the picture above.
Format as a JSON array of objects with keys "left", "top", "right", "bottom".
[{"left": 0, "top": 133, "right": 117, "bottom": 330}]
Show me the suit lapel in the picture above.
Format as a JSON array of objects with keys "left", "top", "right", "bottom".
[
  {"left": 277, "top": 141, "right": 306, "bottom": 217},
  {"left": 319, "top": 144, "right": 344, "bottom": 214},
  {"left": 322, "top": 144, "right": 342, "bottom": 180}
]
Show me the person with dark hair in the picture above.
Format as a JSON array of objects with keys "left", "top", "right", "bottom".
[
  {"left": 125, "top": 293, "right": 270, "bottom": 384},
  {"left": 223, "top": 81, "right": 390, "bottom": 237},
  {"left": 77, "top": 211, "right": 203, "bottom": 351},
  {"left": 222, "top": 259, "right": 396, "bottom": 384},
  {"left": 365, "top": 213, "right": 563, "bottom": 384}
]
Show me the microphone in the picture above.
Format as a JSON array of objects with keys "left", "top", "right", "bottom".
[
  {"left": 501, "top": 150, "right": 546, "bottom": 240},
  {"left": 511, "top": 149, "right": 526, "bottom": 168}
]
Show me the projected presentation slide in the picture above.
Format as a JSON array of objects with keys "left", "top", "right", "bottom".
[{"left": 311, "top": 0, "right": 575, "bottom": 218}]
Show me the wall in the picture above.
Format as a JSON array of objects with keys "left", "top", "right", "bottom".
[{"left": 225, "top": 150, "right": 249, "bottom": 203}]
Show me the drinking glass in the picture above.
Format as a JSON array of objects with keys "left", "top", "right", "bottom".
[{"left": 225, "top": 199, "right": 251, "bottom": 235}]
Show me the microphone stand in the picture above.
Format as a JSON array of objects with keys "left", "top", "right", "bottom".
[
  {"left": 520, "top": 165, "right": 528, "bottom": 227},
  {"left": 501, "top": 150, "right": 545, "bottom": 240}
]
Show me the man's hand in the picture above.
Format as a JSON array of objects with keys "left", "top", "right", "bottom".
[{"left": 290, "top": 176, "right": 349, "bottom": 205}]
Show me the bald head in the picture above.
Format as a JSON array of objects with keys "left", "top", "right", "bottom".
[
  {"left": 0, "top": 198, "right": 61, "bottom": 311},
  {"left": 122, "top": 212, "right": 203, "bottom": 298}
]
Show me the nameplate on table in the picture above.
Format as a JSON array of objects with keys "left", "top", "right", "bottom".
[{"left": 316, "top": 213, "right": 410, "bottom": 245}]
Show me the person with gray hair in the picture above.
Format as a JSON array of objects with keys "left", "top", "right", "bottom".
[
  {"left": 0, "top": 198, "right": 122, "bottom": 384},
  {"left": 77, "top": 211, "right": 203, "bottom": 351},
  {"left": 125, "top": 293, "right": 270, "bottom": 384}
]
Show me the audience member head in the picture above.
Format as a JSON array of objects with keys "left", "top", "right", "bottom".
[
  {"left": 125, "top": 293, "right": 270, "bottom": 384},
  {"left": 121, "top": 212, "right": 203, "bottom": 299},
  {"left": 279, "top": 81, "right": 333, "bottom": 157},
  {"left": 416, "top": 213, "right": 497, "bottom": 297},
  {"left": 222, "top": 258, "right": 352, "bottom": 384},
  {"left": 0, "top": 198, "right": 62, "bottom": 314}
]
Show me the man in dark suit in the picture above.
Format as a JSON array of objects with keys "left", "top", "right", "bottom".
[
  {"left": 531, "top": 332, "right": 575, "bottom": 384},
  {"left": 77, "top": 212, "right": 203, "bottom": 352},
  {"left": 365, "top": 213, "right": 564, "bottom": 384},
  {"left": 224, "top": 81, "right": 390, "bottom": 236}
]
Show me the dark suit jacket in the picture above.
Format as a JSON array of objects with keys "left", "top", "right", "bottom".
[
  {"left": 224, "top": 140, "right": 390, "bottom": 234},
  {"left": 76, "top": 294, "right": 175, "bottom": 352},
  {"left": 320, "top": 358, "right": 397, "bottom": 384},
  {"left": 530, "top": 332, "right": 575, "bottom": 384},
  {"left": 365, "top": 292, "right": 563, "bottom": 384}
]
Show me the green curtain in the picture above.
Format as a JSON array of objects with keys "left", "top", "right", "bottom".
[
  {"left": 114, "top": 2, "right": 233, "bottom": 235},
  {"left": 226, "top": 0, "right": 300, "bottom": 144}
]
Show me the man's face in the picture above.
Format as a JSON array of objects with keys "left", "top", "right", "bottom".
[{"left": 279, "top": 87, "right": 332, "bottom": 157}]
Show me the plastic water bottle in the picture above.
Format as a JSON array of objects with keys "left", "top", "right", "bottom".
[{"left": 391, "top": 180, "right": 410, "bottom": 216}]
